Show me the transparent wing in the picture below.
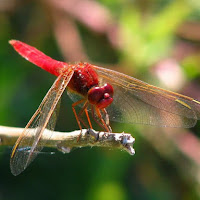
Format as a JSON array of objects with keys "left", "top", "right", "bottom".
[
  {"left": 10, "top": 70, "right": 74, "bottom": 176},
  {"left": 93, "top": 65, "right": 200, "bottom": 128}
]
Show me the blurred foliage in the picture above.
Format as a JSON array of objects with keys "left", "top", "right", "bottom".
[{"left": 1, "top": 0, "right": 200, "bottom": 199}]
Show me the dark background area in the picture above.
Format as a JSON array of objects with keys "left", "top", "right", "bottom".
[{"left": 1, "top": 0, "right": 200, "bottom": 199}]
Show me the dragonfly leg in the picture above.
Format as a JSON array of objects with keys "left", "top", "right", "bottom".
[
  {"left": 95, "top": 107, "right": 111, "bottom": 132},
  {"left": 91, "top": 106, "right": 107, "bottom": 131},
  {"left": 77, "top": 110, "right": 88, "bottom": 129},
  {"left": 77, "top": 101, "right": 93, "bottom": 129},
  {"left": 102, "top": 108, "right": 112, "bottom": 132},
  {"left": 72, "top": 99, "right": 86, "bottom": 133},
  {"left": 84, "top": 108, "right": 93, "bottom": 129},
  {"left": 72, "top": 99, "right": 93, "bottom": 141}
]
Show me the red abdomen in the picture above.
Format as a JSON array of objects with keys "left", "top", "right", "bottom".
[{"left": 68, "top": 62, "right": 99, "bottom": 96}]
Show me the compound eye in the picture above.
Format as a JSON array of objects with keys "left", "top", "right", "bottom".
[
  {"left": 97, "top": 97, "right": 113, "bottom": 109},
  {"left": 104, "top": 84, "right": 114, "bottom": 96},
  {"left": 88, "top": 87, "right": 104, "bottom": 105},
  {"left": 88, "top": 83, "right": 114, "bottom": 109}
]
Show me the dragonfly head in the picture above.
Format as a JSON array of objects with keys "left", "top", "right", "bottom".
[{"left": 88, "top": 83, "right": 114, "bottom": 109}]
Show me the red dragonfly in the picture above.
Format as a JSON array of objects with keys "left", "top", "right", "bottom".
[{"left": 9, "top": 40, "right": 200, "bottom": 175}]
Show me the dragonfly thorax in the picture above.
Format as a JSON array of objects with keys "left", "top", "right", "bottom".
[{"left": 68, "top": 62, "right": 99, "bottom": 96}]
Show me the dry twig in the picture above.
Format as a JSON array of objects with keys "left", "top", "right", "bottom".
[{"left": 0, "top": 126, "right": 135, "bottom": 155}]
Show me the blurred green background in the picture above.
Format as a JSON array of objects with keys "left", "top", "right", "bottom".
[{"left": 1, "top": 0, "right": 200, "bottom": 199}]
